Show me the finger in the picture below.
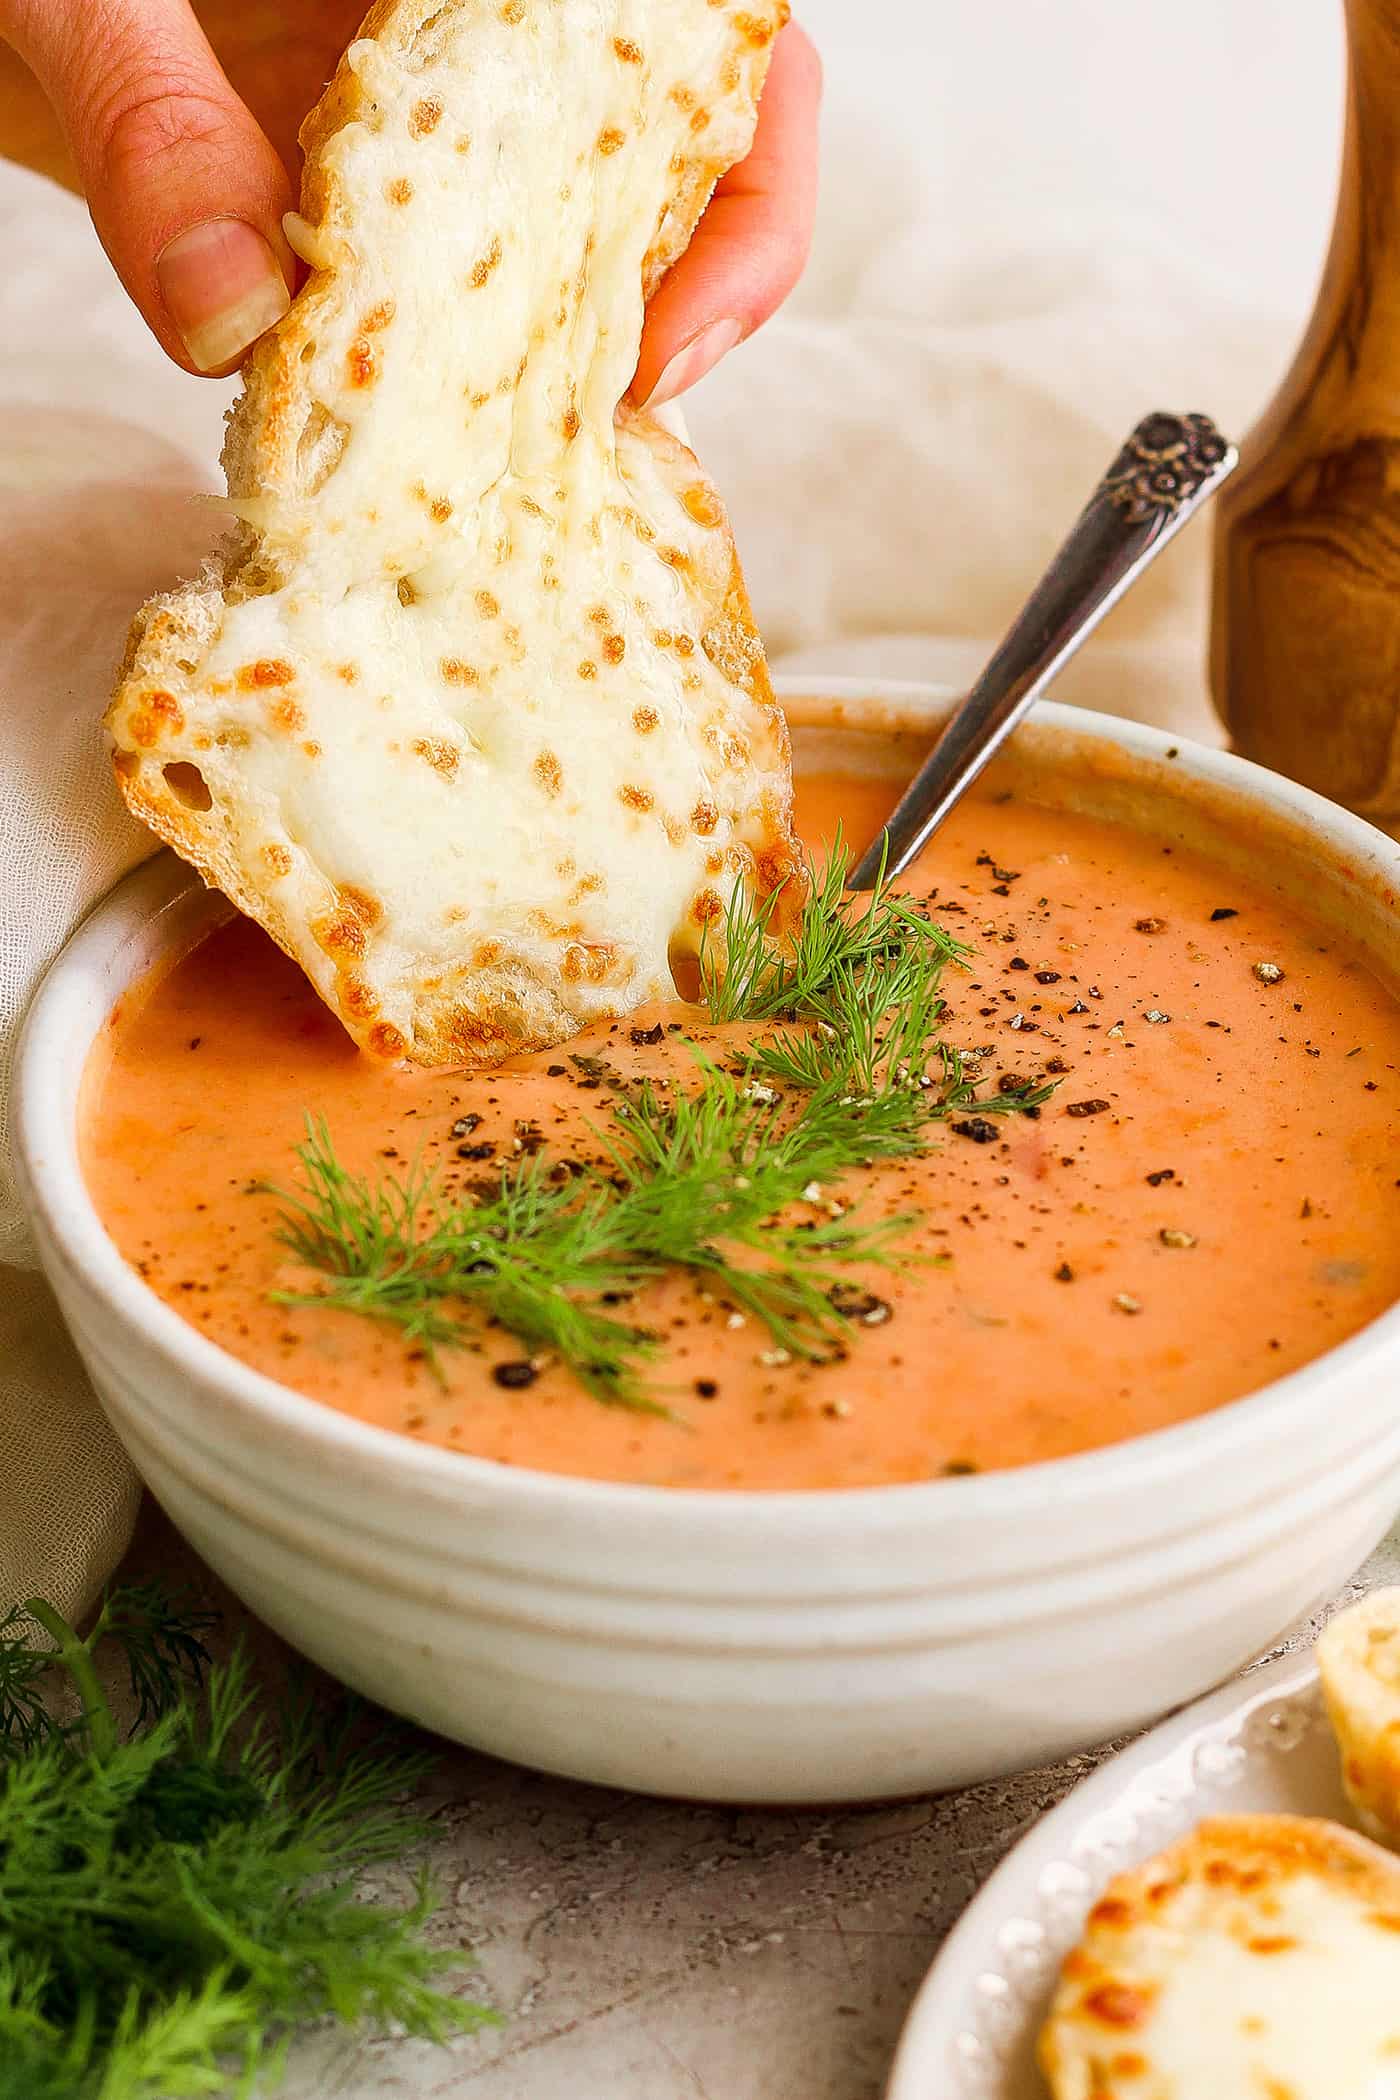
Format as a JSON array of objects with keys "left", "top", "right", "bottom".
[
  {"left": 631, "top": 20, "right": 822, "bottom": 410},
  {"left": 5, "top": 0, "right": 295, "bottom": 374}
]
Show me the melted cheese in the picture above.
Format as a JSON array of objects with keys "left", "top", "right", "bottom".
[
  {"left": 108, "top": 0, "right": 797, "bottom": 1065},
  {"left": 1040, "top": 1816, "right": 1400, "bottom": 2100}
]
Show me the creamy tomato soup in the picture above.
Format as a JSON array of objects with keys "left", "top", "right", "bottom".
[{"left": 82, "top": 770, "right": 1400, "bottom": 1490}]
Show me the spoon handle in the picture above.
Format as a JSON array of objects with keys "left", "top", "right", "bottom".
[{"left": 846, "top": 411, "right": 1238, "bottom": 890}]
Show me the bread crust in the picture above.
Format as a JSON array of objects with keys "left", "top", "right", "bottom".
[{"left": 1318, "top": 1586, "right": 1400, "bottom": 1847}]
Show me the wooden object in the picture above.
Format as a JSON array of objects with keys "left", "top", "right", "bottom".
[{"left": 1211, "top": 0, "right": 1400, "bottom": 831}]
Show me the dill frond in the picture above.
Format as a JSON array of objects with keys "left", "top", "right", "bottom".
[
  {"left": 92, "top": 1585, "right": 218, "bottom": 1733},
  {"left": 275, "top": 1122, "right": 662, "bottom": 1409},
  {"left": 271, "top": 837, "right": 1054, "bottom": 1409},
  {"left": 0, "top": 1597, "right": 492, "bottom": 2100},
  {"left": 0, "top": 1607, "right": 54, "bottom": 1761},
  {"left": 701, "top": 831, "right": 972, "bottom": 1028}
]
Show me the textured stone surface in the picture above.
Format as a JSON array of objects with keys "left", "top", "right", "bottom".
[{"left": 115, "top": 1505, "right": 1399, "bottom": 2100}]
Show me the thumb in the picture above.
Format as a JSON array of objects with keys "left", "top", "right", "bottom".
[{"left": 6, "top": 0, "right": 295, "bottom": 374}]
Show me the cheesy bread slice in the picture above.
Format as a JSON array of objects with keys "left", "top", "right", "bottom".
[
  {"left": 1319, "top": 1586, "right": 1400, "bottom": 1847},
  {"left": 1039, "top": 1815, "right": 1400, "bottom": 2099},
  {"left": 109, "top": 0, "right": 801, "bottom": 1066}
]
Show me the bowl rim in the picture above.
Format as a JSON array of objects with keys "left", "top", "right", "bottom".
[{"left": 15, "top": 676, "right": 1400, "bottom": 1528}]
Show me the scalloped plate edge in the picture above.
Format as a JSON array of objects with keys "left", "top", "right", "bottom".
[{"left": 887, "top": 1651, "right": 1339, "bottom": 2100}]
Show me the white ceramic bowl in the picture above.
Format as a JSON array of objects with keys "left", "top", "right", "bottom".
[{"left": 14, "top": 681, "right": 1400, "bottom": 1804}]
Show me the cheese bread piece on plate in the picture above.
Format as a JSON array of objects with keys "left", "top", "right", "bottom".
[
  {"left": 1039, "top": 1814, "right": 1400, "bottom": 2099},
  {"left": 1319, "top": 1586, "right": 1400, "bottom": 1846},
  {"left": 109, "top": 0, "right": 801, "bottom": 1066}
]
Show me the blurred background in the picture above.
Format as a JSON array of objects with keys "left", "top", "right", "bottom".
[
  {"left": 0, "top": 0, "right": 1352, "bottom": 742},
  {"left": 795, "top": 0, "right": 1343, "bottom": 325},
  {"left": 0, "top": 1, "right": 1346, "bottom": 321},
  {"left": 716, "top": 0, "right": 1346, "bottom": 731}
]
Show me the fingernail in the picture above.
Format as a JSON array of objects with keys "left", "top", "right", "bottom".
[
  {"left": 638, "top": 317, "right": 743, "bottom": 410},
  {"left": 157, "top": 218, "right": 291, "bottom": 374}
]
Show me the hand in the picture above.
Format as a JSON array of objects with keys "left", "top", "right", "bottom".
[
  {"left": 628, "top": 20, "right": 821, "bottom": 409},
  {"left": 1, "top": 0, "right": 820, "bottom": 400}
]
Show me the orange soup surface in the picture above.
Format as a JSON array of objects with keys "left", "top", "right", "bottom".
[{"left": 82, "top": 771, "right": 1400, "bottom": 1489}]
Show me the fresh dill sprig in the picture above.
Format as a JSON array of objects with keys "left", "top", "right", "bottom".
[
  {"left": 0, "top": 1612, "right": 52, "bottom": 1761},
  {"left": 275, "top": 1129, "right": 664, "bottom": 1409},
  {"left": 277, "top": 1072, "right": 923, "bottom": 1409},
  {"left": 711, "top": 836, "right": 1052, "bottom": 1126},
  {"left": 272, "top": 838, "right": 1053, "bottom": 1408},
  {"left": 700, "top": 827, "right": 973, "bottom": 1028},
  {"left": 596, "top": 1055, "right": 926, "bottom": 1356},
  {"left": 703, "top": 832, "right": 979, "bottom": 1106},
  {"left": 84, "top": 1582, "right": 218, "bottom": 1734},
  {"left": 0, "top": 1586, "right": 213, "bottom": 1765},
  {"left": 0, "top": 1590, "right": 490, "bottom": 2100}
]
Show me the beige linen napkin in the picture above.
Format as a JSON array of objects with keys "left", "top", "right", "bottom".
[
  {"left": 1, "top": 163, "right": 230, "bottom": 1618},
  {"left": 0, "top": 157, "right": 1288, "bottom": 1617}
]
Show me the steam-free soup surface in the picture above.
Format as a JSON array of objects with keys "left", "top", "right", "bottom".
[{"left": 83, "top": 771, "right": 1400, "bottom": 1489}]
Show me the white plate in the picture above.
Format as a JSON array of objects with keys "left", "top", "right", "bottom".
[{"left": 887, "top": 1651, "right": 1352, "bottom": 2099}]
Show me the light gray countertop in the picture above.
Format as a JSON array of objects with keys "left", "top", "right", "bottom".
[{"left": 115, "top": 1505, "right": 1399, "bottom": 2100}]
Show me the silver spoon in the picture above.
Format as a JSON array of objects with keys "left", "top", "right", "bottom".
[{"left": 845, "top": 410, "right": 1238, "bottom": 891}]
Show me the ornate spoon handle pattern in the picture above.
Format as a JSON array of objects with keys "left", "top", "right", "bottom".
[{"left": 847, "top": 411, "right": 1237, "bottom": 891}]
